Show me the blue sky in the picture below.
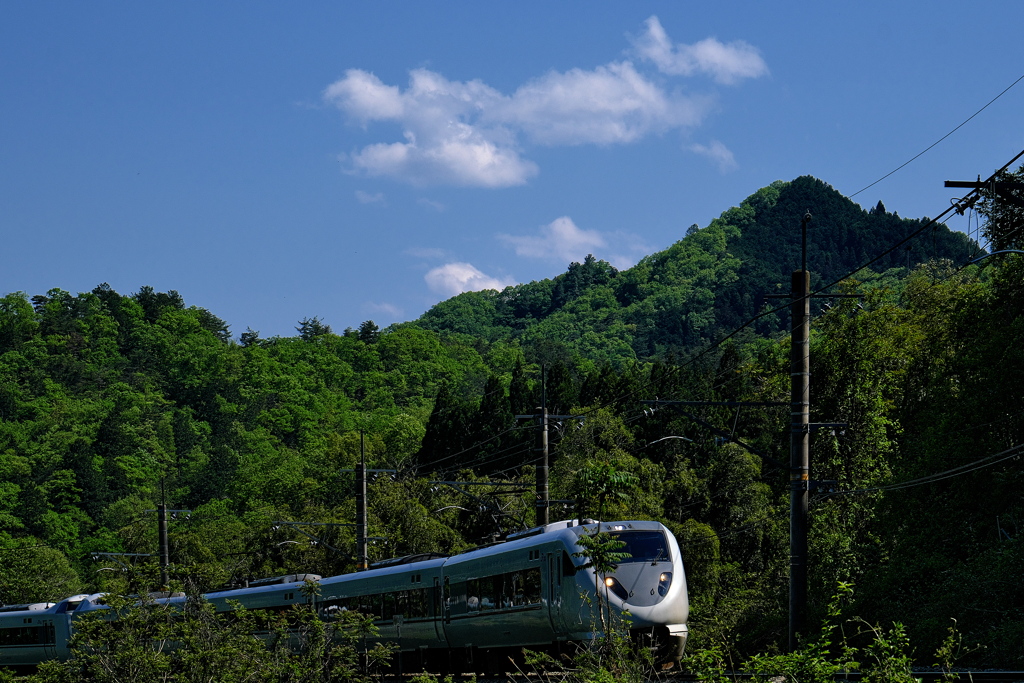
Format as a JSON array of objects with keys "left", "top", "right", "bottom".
[{"left": 2, "top": 2, "right": 1022, "bottom": 338}]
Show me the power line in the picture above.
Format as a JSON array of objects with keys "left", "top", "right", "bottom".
[
  {"left": 421, "top": 421, "right": 533, "bottom": 471},
  {"left": 829, "top": 442, "right": 1024, "bottom": 496},
  {"left": 849, "top": 70, "right": 1024, "bottom": 199}
]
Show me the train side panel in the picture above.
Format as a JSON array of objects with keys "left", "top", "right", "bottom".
[
  {"left": 317, "top": 558, "right": 449, "bottom": 653},
  {"left": 440, "top": 538, "right": 552, "bottom": 650}
]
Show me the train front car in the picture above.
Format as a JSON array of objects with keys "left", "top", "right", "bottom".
[
  {"left": 439, "top": 518, "right": 689, "bottom": 670},
  {"left": 0, "top": 594, "right": 102, "bottom": 668},
  {"left": 566, "top": 521, "right": 689, "bottom": 664}
]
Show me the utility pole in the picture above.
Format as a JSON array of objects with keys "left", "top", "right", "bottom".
[
  {"left": 789, "top": 212, "right": 811, "bottom": 649},
  {"left": 534, "top": 405, "right": 549, "bottom": 527},
  {"left": 145, "top": 485, "right": 189, "bottom": 589},
  {"left": 158, "top": 484, "right": 169, "bottom": 588},
  {"left": 515, "top": 365, "right": 551, "bottom": 527},
  {"left": 515, "top": 366, "right": 574, "bottom": 527},
  {"left": 356, "top": 431, "right": 368, "bottom": 571}
]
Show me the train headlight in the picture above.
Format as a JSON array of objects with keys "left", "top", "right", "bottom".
[
  {"left": 657, "top": 572, "right": 673, "bottom": 597},
  {"left": 602, "top": 576, "right": 629, "bottom": 601}
]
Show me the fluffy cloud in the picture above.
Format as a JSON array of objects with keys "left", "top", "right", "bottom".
[
  {"left": 498, "top": 216, "right": 606, "bottom": 262},
  {"left": 326, "top": 69, "right": 536, "bottom": 187},
  {"left": 497, "top": 61, "right": 708, "bottom": 146},
  {"left": 690, "top": 140, "right": 738, "bottom": 172},
  {"left": 631, "top": 16, "right": 769, "bottom": 84},
  {"left": 323, "top": 17, "right": 765, "bottom": 187},
  {"left": 424, "top": 262, "right": 514, "bottom": 297},
  {"left": 498, "top": 216, "right": 648, "bottom": 270}
]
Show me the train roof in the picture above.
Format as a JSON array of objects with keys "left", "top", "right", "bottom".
[
  {"left": 315, "top": 519, "right": 671, "bottom": 586},
  {"left": 0, "top": 602, "right": 55, "bottom": 613}
]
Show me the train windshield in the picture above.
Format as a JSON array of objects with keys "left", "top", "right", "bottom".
[{"left": 608, "top": 531, "right": 669, "bottom": 563}]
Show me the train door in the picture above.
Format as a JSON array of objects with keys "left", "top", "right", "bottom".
[
  {"left": 545, "top": 552, "right": 562, "bottom": 634},
  {"left": 40, "top": 619, "right": 56, "bottom": 661},
  {"left": 442, "top": 577, "right": 452, "bottom": 625},
  {"left": 433, "top": 577, "right": 446, "bottom": 643}
]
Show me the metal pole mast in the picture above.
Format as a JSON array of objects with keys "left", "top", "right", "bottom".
[
  {"left": 789, "top": 212, "right": 812, "bottom": 650},
  {"left": 356, "top": 431, "right": 368, "bottom": 571},
  {"left": 159, "top": 479, "right": 169, "bottom": 587},
  {"left": 535, "top": 405, "right": 549, "bottom": 527}
]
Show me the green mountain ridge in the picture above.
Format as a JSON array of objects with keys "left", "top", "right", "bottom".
[{"left": 415, "top": 176, "right": 976, "bottom": 363}]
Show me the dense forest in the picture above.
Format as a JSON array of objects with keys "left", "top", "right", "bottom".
[{"left": 1, "top": 172, "right": 1022, "bottom": 668}]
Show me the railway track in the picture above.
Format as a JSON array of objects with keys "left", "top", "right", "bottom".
[
  {"left": 670, "top": 672, "right": 1024, "bottom": 683},
  {"left": 385, "top": 671, "right": 1024, "bottom": 683}
]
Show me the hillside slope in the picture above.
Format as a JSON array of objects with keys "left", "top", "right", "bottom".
[{"left": 415, "top": 177, "right": 976, "bottom": 362}]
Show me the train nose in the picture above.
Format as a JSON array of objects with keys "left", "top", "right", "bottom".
[{"left": 604, "top": 566, "right": 672, "bottom": 607}]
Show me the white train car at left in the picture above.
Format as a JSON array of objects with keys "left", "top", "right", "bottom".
[{"left": 0, "top": 594, "right": 98, "bottom": 667}]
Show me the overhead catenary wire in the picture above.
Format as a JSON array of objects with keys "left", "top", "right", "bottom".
[
  {"left": 418, "top": 421, "right": 534, "bottom": 471},
  {"left": 827, "top": 442, "right": 1024, "bottom": 497},
  {"left": 849, "top": 70, "right": 1024, "bottom": 199}
]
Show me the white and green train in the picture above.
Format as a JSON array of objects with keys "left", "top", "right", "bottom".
[{"left": 0, "top": 519, "right": 688, "bottom": 672}]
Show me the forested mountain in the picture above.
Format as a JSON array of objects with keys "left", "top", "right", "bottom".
[
  {"left": 1, "top": 173, "right": 1022, "bottom": 668},
  {"left": 415, "top": 176, "right": 975, "bottom": 362}
]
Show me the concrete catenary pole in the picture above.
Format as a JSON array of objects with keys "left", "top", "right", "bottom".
[
  {"left": 789, "top": 212, "right": 812, "bottom": 650},
  {"left": 356, "top": 431, "right": 368, "bottom": 571},
  {"left": 535, "top": 405, "right": 549, "bottom": 527}
]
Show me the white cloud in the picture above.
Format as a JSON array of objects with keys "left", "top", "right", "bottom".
[
  {"left": 496, "top": 61, "right": 708, "bottom": 146},
  {"left": 324, "top": 70, "right": 404, "bottom": 120},
  {"left": 326, "top": 63, "right": 703, "bottom": 186},
  {"left": 326, "top": 68, "right": 537, "bottom": 187},
  {"left": 355, "top": 189, "right": 385, "bottom": 204},
  {"left": 323, "top": 17, "right": 766, "bottom": 187},
  {"left": 499, "top": 216, "right": 606, "bottom": 262},
  {"left": 690, "top": 140, "right": 738, "bottom": 172},
  {"left": 631, "top": 16, "right": 769, "bottom": 85},
  {"left": 424, "top": 262, "right": 514, "bottom": 297},
  {"left": 498, "top": 216, "right": 649, "bottom": 270}
]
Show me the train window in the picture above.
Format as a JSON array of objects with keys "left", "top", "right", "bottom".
[
  {"left": 319, "top": 597, "right": 351, "bottom": 620},
  {"left": 608, "top": 531, "right": 669, "bottom": 563},
  {"left": 466, "top": 579, "right": 481, "bottom": 612},
  {"left": 495, "top": 574, "right": 510, "bottom": 609},
  {"left": 449, "top": 581, "right": 467, "bottom": 615},
  {"left": 0, "top": 626, "right": 43, "bottom": 647},
  {"left": 523, "top": 567, "right": 541, "bottom": 604},
  {"left": 509, "top": 571, "right": 525, "bottom": 607},
  {"left": 406, "top": 588, "right": 427, "bottom": 618},
  {"left": 488, "top": 575, "right": 504, "bottom": 611},
  {"left": 460, "top": 569, "right": 545, "bottom": 614},
  {"left": 396, "top": 591, "right": 409, "bottom": 617},
  {"left": 369, "top": 594, "right": 383, "bottom": 620},
  {"left": 382, "top": 593, "right": 395, "bottom": 620}
]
